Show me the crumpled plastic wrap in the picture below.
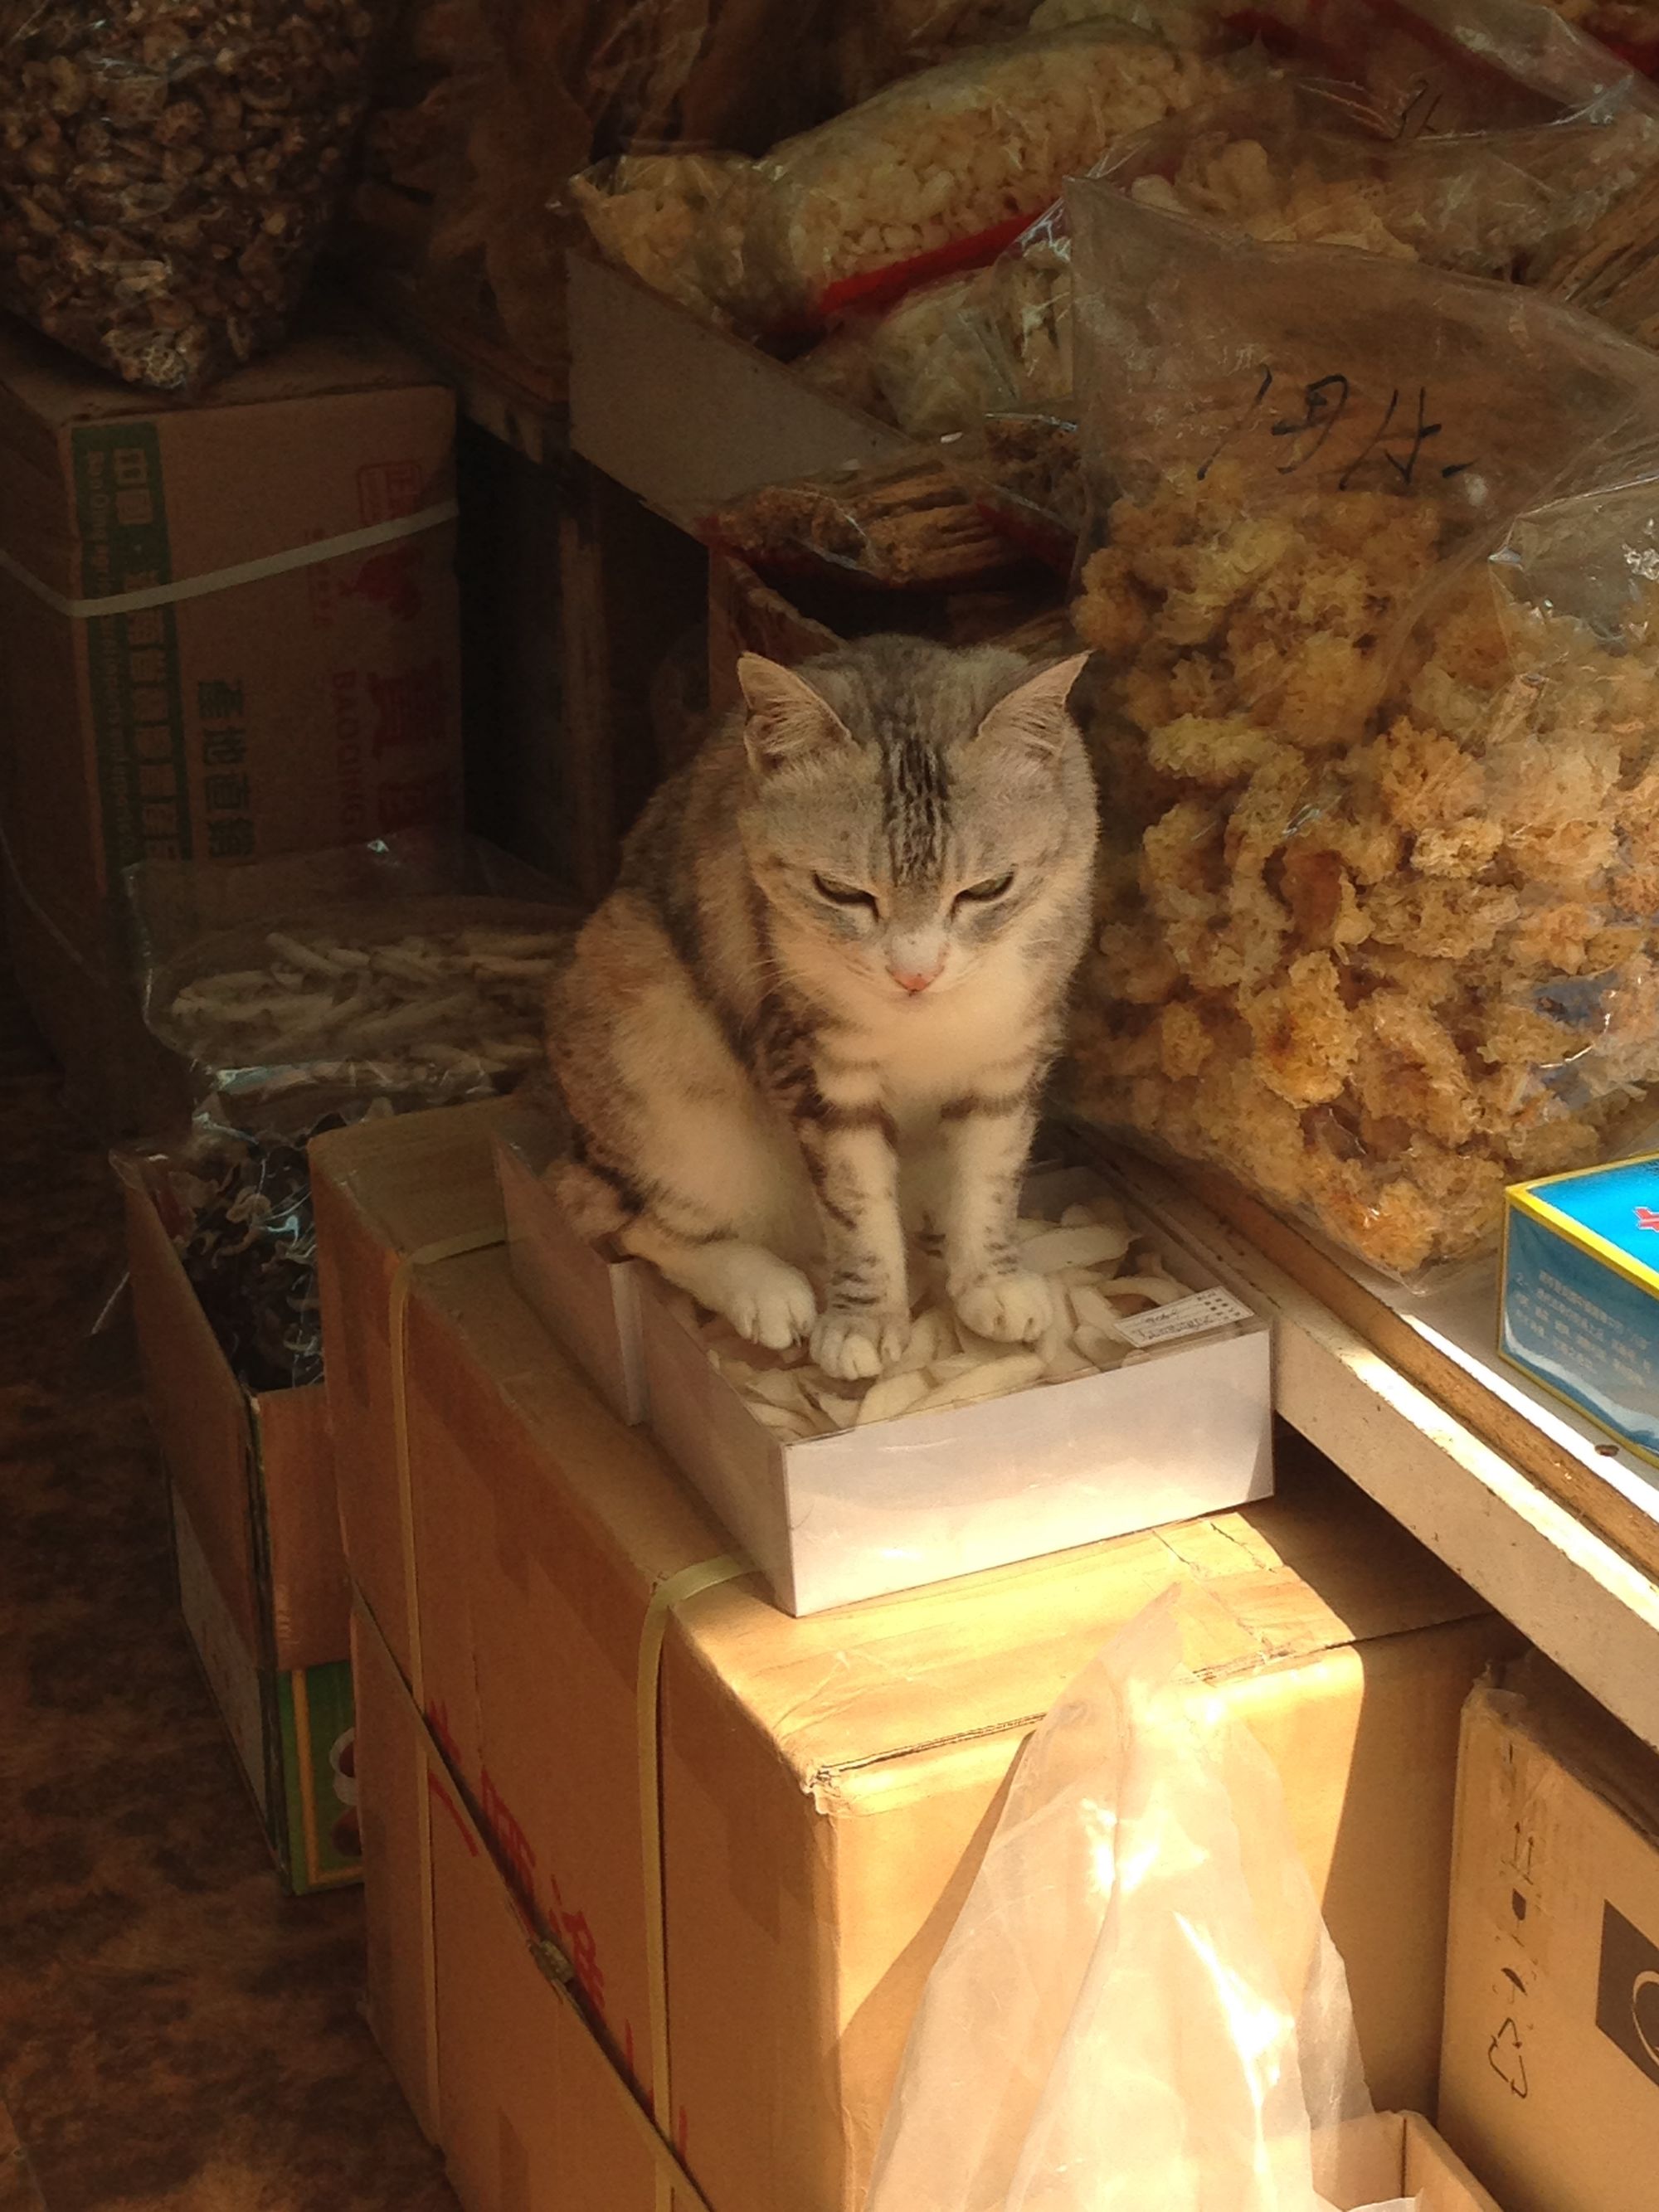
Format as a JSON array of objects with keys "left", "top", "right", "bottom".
[
  {"left": 866, "top": 1587, "right": 1400, "bottom": 2212},
  {"left": 1064, "top": 185, "right": 1659, "bottom": 1280},
  {"left": 0, "top": 0, "right": 396, "bottom": 396},
  {"left": 829, "top": 0, "right": 1040, "bottom": 105}
]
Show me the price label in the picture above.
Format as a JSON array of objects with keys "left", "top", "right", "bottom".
[{"left": 1115, "top": 1286, "right": 1254, "bottom": 1349}]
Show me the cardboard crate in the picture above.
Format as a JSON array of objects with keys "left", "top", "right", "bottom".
[
  {"left": 125, "top": 1174, "right": 358, "bottom": 1894},
  {"left": 353, "top": 1585, "right": 1507, "bottom": 2212},
  {"left": 1441, "top": 1655, "right": 1659, "bottom": 2212},
  {"left": 0, "top": 299, "right": 462, "bottom": 1130},
  {"left": 312, "top": 1099, "right": 1519, "bottom": 2212}
]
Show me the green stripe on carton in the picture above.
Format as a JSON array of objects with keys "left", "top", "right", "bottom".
[
  {"left": 276, "top": 1662, "right": 361, "bottom": 1893},
  {"left": 71, "top": 421, "right": 192, "bottom": 878}
]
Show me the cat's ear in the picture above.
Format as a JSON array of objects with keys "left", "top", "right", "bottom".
[
  {"left": 737, "top": 654, "right": 850, "bottom": 774},
  {"left": 974, "top": 652, "right": 1092, "bottom": 762}
]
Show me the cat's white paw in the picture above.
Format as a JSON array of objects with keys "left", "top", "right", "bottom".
[
  {"left": 812, "top": 1307, "right": 911, "bottom": 1382},
  {"left": 953, "top": 1271, "right": 1053, "bottom": 1346},
  {"left": 715, "top": 1257, "right": 819, "bottom": 1351}
]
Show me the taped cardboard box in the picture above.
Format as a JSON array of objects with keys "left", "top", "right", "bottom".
[
  {"left": 353, "top": 1583, "right": 1506, "bottom": 2212},
  {"left": 313, "top": 1099, "right": 1518, "bottom": 2212},
  {"left": 1441, "top": 1656, "right": 1659, "bottom": 2212},
  {"left": 0, "top": 300, "right": 462, "bottom": 1130},
  {"left": 125, "top": 1174, "right": 358, "bottom": 1894}
]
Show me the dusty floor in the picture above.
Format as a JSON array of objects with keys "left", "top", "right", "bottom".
[{"left": 0, "top": 961, "right": 456, "bottom": 2211}]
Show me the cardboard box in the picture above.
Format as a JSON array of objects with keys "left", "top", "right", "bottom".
[
  {"left": 313, "top": 1099, "right": 1518, "bottom": 2212},
  {"left": 1441, "top": 1656, "right": 1659, "bottom": 2212},
  {"left": 0, "top": 300, "right": 462, "bottom": 1129},
  {"left": 125, "top": 1174, "right": 358, "bottom": 1894},
  {"left": 495, "top": 1114, "right": 648, "bottom": 1427},
  {"left": 1501, "top": 1154, "right": 1659, "bottom": 1466},
  {"left": 1336, "top": 2113, "right": 1505, "bottom": 2211},
  {"left": 568, "top": 255, "right": 908, "bottom": 525},
  {"left": 639, "top": 1162, "right": 1272, "bottom": 1616},
  {"left": 354, "top": 1581, "right": 1506, "bottom": 2212},
  {"left": 352, "top": 1593, "right": 686, "bottom": 2209}
]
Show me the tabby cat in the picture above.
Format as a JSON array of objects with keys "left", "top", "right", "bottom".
[{"left": 549, "top": 634, "right": 1097, "bottom": 1381}]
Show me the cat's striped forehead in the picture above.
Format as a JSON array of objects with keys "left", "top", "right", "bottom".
[{"left": 878, "top": 713, "right": 951, "bottom": 885}]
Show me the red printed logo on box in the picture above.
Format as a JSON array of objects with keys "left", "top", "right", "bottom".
[{"left": 358, "top": 462, "right": 426, "bottom": 523}]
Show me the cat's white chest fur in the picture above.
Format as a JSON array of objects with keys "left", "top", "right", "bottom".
[{"left": 838, "top": 954, "right": 1037, "bottom": 1119}]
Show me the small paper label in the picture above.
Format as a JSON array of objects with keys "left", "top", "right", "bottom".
[{"left": 1115, "top": 1286, "right": 1253, "bottom": 1349}]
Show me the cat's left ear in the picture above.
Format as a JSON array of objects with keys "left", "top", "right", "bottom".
[
  {"left": 738, "top": 654, "right": 851, "bottom": 775},
  {"left": 974, "top": 652, "right": 1092, "bottom": 761}
]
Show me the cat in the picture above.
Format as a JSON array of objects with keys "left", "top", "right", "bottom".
[{"left": 548, "top": 633, "right": 1098, "bottom": 1383}]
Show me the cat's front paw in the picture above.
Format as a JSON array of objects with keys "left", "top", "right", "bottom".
[
  {"left": 952, "top": 1271, "right": 1053, "bottom": 1347},
  {"left": 718, "top": 1257, "right": 819, "bottom": 1351},
  {"left": 811, "top": 1307, "right": 911, "bottom": 1382}
]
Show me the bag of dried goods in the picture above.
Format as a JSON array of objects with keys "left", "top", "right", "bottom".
[
  {"left": 729, "top": 23, "right": 1233, "bottom": 333},
  {"left": 0, "top": 0, "right": 396, "bottom": 396},
  {"left": 1105, "top": 68, "right": 1659, "bottom": 299},
  {"left": 701, "top": 448, "right": 1023, "bottom": 591},
  {"left": 1065, "top": 184, "right": 1659, "bottom": 1278},
  {"left": 567, "top": 151, "right": 757, "bottom": 327}
]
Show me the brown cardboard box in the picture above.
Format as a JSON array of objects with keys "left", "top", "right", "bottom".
[
  {"left": 313, "top": 1101, "right": 1518, "bottom": 2212},
  {"left": 355, "top": 1580, "right": 1508, "bottom": 2212},
  {"left": 352, "top": 1595, "right": 679, "bottom": 2207},
  {"left": 0, "top": 302, "right": 462, "bottom": 1128},
  {"left": 125, "top": 1173, "right": 358, "bottom": 1894},
  {"left": 1440, "top": 1657, "right": 1659, "bottom": 2212}
]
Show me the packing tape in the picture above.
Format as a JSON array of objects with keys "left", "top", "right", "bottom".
[
  {"left": 0, "top": 498, "right": 459, "bottom": 620},
  {"left": 386, "top": 1221, "right": 752, "bottom": 2212}
]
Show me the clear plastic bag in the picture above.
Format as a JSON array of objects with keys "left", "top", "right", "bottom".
[
  {"left": 125, "top": 832, "right": 577, "bottom": 1103},
  {"left": 864, "top": 1587, "right": 1406, "bottom": 2212},
  {"left": 567, "top": 150, "right": 757, "bottom": 326},
  {"left": 830, "top": 0, "right": 1041, "bottom": 106},
  {"left": 115, "top": 1082, "right": 458, "bottom": 1393},
  {"left": 1064, "top": 185, "right": 1659, "bottom": 1279},
  {"left": 0, "top": 0, "right": 397, "bottom": 396},
  {"left": 730, "top": 24, "right": 1233, "bottom": 333}
]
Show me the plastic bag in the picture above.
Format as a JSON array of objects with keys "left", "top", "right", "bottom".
[
  {"left": 568, "top": 150, "right": 757, "bottom": 327},
  {"left": 728, "top": 24, "right": 1234, "bottom": 334},
  {"left": 126, "top": 832, "right": 577, "bottom": 1102},
  {"left": 1063, "top": 185, "right": 1659, "bottom": 1280},
  {"left": 864, "top": 1587, "right": 1405, "bottom": 2212},
  {"left": 0, "top": 0, "right": 396, "bottom": 396},
  {"left": 114, "top": 1082, "right": 456, "bottom": 1392},
  {"left": 1106, "top": 69, "right": 1659, "bottom": 289}
]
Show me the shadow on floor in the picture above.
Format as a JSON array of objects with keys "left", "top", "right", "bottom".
[{"left": 0, "top": 969, "right": 455, "bottom": 2211}]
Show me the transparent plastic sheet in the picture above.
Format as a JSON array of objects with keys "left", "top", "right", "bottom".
[
  {"left": 567, "top": 150, "right": 757, "bottom": 325},
  {"left": 700, "top": 447, "right": 1029, "bottom": 592},
  {"left": 864, "top": 1587, "right": 1413, "bottom": 2212},
  {"left": 114, "top": 1077, "right": 479, "bottom": 1393},
  {"left": 1064, "top": 184, "right": 1659, "bottom": 1281},
  {"left": 125, "top": 832, "right": 577, "bottom": 1104},
  {"left": 0, "top": 0, "right": 397, "bottom": 396}
]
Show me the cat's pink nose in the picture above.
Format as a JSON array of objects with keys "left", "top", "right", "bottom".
[{"left": 891, "top": 964, "right": 941, "bottom": 994}]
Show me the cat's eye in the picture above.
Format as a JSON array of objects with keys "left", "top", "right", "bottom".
[
  {"left": 814, "top": 873, "right": 878, "bottom": 912},
  {"left": 956, "top": 872, "right": 1014, "bottom": 905}
]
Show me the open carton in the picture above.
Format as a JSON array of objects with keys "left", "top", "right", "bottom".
[
  {"left": 123, "top": 1170, "right": 358, "bottom": 1893},
  {"left": 640, "top": 1162, "right": 1272, "bottom": 1615},
  {"left": 312, "top": 1099, "right": 1520, "bottom": 2212}
]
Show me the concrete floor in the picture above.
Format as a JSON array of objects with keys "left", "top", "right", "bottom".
[{"left": 0, "top": 956, "right": 456, "bottom": 2211}]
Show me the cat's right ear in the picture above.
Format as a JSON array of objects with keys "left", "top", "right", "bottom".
[{"left": 737, "top": 655, "right": 850, "bottom": 775}]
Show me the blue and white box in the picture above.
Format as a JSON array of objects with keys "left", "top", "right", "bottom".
[{"left": 1501, "top": 1154, "right": 1659, "bottom": 1464}]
